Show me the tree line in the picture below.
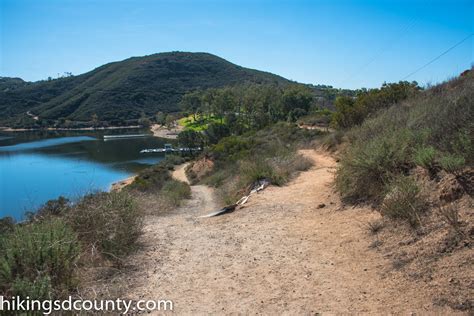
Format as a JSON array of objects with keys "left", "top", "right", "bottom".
[
  {"left": 180, "top": 84, "right": 315, "bottom": 128},
  {"left": 176, "top": 84, "right": 316, "bottom": 148}
]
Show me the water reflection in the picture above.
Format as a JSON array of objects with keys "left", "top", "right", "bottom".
[{"left": 0, "top": 130, "right": 172, "bottom": 220}]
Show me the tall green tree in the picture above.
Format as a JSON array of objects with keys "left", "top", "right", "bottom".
[
  {"left": 178, "top": 130, "right": 205, "bottom": 151},
  {"left": 332, "top": 81, "right": 420, "bottom": 129},
  {"left": 180, "top": 91, "right": 202, "bottom": 121},
  {"left": 282, "top": 85, "right": 313, "bottom": 121}
]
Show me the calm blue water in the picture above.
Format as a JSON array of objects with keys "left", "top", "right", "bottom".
[{"left": 0, "top": 130, "right": 171, "bottom": 220}]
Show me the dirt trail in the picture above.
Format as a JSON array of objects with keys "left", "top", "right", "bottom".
[
  {"left": 172, "top": 163, "right": 190, "bottom": 184},
  {"left": 172, "top": 163, "right": 217, "bottom": 216},
  {"left": 123, "top": 150, "right": 452, "bottom": 314}
]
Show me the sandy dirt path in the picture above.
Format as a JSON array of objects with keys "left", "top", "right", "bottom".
[
  {"left": 172, "top": 163, "right": 217, "bottom": 216},
  {"left": 123, "top": 150, "right": 452, "bottom": 314}
]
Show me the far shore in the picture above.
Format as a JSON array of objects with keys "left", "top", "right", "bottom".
[
  {"left": 0, "top": 124, "right": 185, "bottom": 140},
  {"left": 0, "top": 125, "right": 143, "bottom": 132}
]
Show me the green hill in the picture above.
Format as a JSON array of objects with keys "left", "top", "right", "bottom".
[
  {"left": 0, "top": 52, "right": 293, "bottom": 127},
  {"left": 0, "top": 77, "right": 28, "bottom": 92}
]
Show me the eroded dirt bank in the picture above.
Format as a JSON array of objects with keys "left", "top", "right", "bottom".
[{"left": 121, "top": 150, "right": 457, "bottom": 314}]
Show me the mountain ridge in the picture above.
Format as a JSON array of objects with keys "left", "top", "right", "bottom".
[{"left": 0, "top": 52, "right": 294, "bottom": 127}]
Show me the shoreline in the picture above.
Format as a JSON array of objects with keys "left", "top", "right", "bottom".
[
  {"left": 0, "top": 125, "right": 143, "bottom": 132},
  {"left": 110, "top": 125, "right": 184, "bottom": 192},
  {"left": 149, "top": 124, "right": 183, "bottom": 139},
  {"left": 110, "top": 175, "right": 137, "bottom": 192},
  {"left": 0, "top": 124, "right": 184, "bottom": 140}
]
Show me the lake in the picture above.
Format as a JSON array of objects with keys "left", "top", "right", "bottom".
[{"left": 0, "top": 129, "right": 172, "bottom": 220}]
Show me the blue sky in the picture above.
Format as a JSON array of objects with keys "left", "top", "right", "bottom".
[{"left": 0, "top": 0, "right": 472, "bottom": 89}]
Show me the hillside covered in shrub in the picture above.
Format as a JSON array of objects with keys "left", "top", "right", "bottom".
[
  {"left": 0, "top": 52, "right": 293, "bottom": 127},
  {"left": 334, "top": 69, "right": 473, "bottom": 311},
  {"left": 335, "top": 70, "right": 473, "bottom": 207}
]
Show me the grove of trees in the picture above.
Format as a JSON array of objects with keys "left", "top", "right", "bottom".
[
  {"left": 332, "top": 81, "right": 420, "bottom": 129},
  {"left": 180, "top": 84, "right": 314, "bottom": 130}
]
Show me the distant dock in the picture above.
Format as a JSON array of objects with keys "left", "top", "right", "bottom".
[
  {"left": 103, "top": 134, "right": 148, "bottom": 140},
  {"left": 140, "top": 144, "right": 202, "bottom": 154}
]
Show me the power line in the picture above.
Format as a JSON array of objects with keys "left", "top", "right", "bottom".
[
  {"left": 402, "top": 33, "right": 473, "bottom": 80},
  {"left": 339, "top": 18, "right": 418, "bottom": 87}
]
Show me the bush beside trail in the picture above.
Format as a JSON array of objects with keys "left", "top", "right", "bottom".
[
  {"left": 196, "top": 123, "right": 319, "bottom": 205},
  {"left": 335, "top": 71, "right": 473, "bottom": 210},
  {"left": 0, "top": 189, "right": 145, "bottom": 301}
]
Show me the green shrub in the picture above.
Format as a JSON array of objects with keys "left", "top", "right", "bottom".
[
  {"left": 11, "top": 275, "right": 52, "bottom": 300},
  {"left": 289, "top": 155, "right": 314, "bottom": 172},
  {"left": 0, "top": 218, "right": 80, "bottom": 298},
  {"left": 380, "top": 176, "right": 427, "bottom": 227},
  {"left": 452, "top": 128, "right": 473, "bottom": 162},
  {"left": 336, "top": 73, "right": 473, "bottom": 203},
  {"left": 413, "top": 146, "right": 437, "bottom": 169},
  {"left": 178, "top": 129, "right": 205, "bottom": 148},
  {"left": 37, "top": 196, "right": 71, "bottom": 218},
  {"left": 0, "top": 217, "right": 15, "bottom": 235},
  {"left": 239, "top": 153, "right": 312, "bottom": 188},
  {"left": 297, "top": 110, "right": 333, "bottom": 126},
  {"left": 129, "top": 154, "right": 189, "bottom": 192},
  {"left": 332, "top": 81, "right": 420, "bottom": 129},
  {"left": 211, "top": 135, "right": 252, "bottom": 161},
  {"left": 203, "top": 166, "right": 236, "bottom": 188},
  {"left": 240, "top": 158, "right": 286, "bottom": 186},
  {"left": 205, "top": 122, "right": 231, "bottom": 144},
  {"left": 68, "top": 191, "right": 142, "bottom": 263},
  {"left": 336, "top": 129, "right": 413, "bottom": 201},
  {"left": 160, "top": 180, "right": 191, "bottom": 207},
  {"left": 202, "top": 123, "right": 319, "bottom": 204},
  {"left": 321, "top": 130, "right": 344, "bottom": 151},
  {"left": 162, "top": 154, "right": 186, "bottom": 167},
  {"left": 128, "top": 164, "right": 171, "bottom": 192},
  {"left": 439, "top": 154, "right": 465, "bottom": 173}
]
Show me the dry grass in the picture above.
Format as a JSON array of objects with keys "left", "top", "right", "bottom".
[
  {"left": 438, "top": 202, "right": 463, "bottom": 234},
  {"left": 67, "top": 191, "right": 143, "bottom": 265},
  {"left": 380, "top": 176, "right": 427, "bottom": 227},
  {"left": 366, "top": 219, "right": 385, "bottom": 235}
]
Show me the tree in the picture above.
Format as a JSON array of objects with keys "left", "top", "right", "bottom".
[
  {"left": 332, "top": 96, "right": 359, "bottom": 128},
  {"left": 138, "top": 112, "right": 151, "bottom": 127},
  {"left": 91, "top": 113, "right": 99, "bottom": 127},
  {"left": 165, "top": 114, "right": 175, "bottom": 130},
  {"left": 201, "top": 89, "right": 217, "bottom": 118},
  {"left": 224, "top": 112, "right": 244, "bottom": 135},
  {"left": 155, "top": 112, "right": 166, "bottom": 125},
  {"left": 205, "top": 122, "right": 231, "bottom": 145},
  {"left": 213, "top": 88, "right": 237, "bottom": 122},
  {"left": 138, "top": 117, "right": 151, "bottom": 127},
  {"left": 331, "top": 81, "right": 420, "bottom": 129},
  {"left": 287, "top": 108, "right": 308, "bottom": 122},
  {"left": 282, "top": 85, "right": 313, "bottom": 121},
  {"left": 180, "top": 91, "right": 202, "bottom": 121},
  {"left": 178, "top": 130, "right": 205, "bottom": 150}
]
